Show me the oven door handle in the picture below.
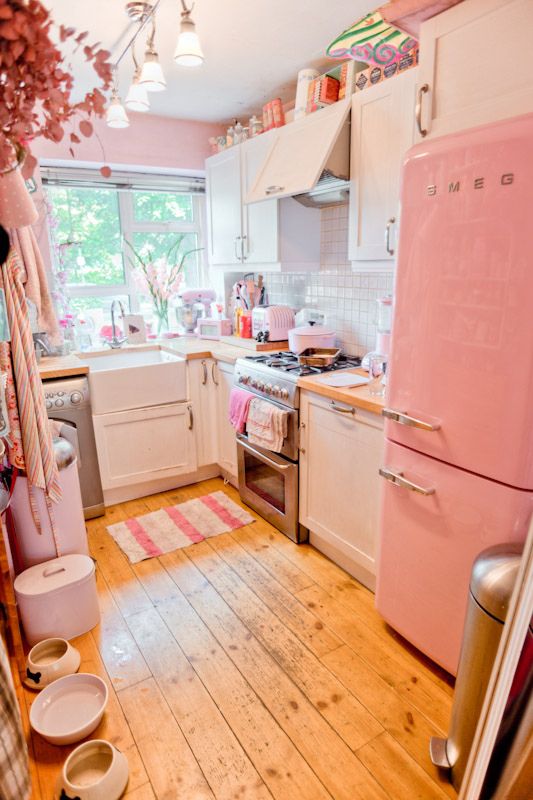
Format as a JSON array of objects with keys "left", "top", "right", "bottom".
[{"left": 238, "top": 437, "right": 292, "bottom": 470}]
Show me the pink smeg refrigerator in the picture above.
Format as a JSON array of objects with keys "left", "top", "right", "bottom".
[{"left": 376, "top": 114, "right": 533, "bottom": 676}]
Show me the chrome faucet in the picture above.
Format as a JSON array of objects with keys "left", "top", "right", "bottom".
[{"left": 106, "top": 300, "right": 127, "bottom": 349}]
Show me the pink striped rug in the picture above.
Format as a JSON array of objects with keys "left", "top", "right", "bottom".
[{"left": 106, "top": 491, "right": 255, "bottom": 564}]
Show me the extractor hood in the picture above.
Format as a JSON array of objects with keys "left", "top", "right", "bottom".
[
  {"left": 293, "top": 170, "right": 350, "bottom": 208},
  {"left": 245, "top": 100, "right": 351, "bottom": 206}
]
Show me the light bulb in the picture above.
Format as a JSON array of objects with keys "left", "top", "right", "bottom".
[
  {"left": 125, "top": 72, "right": 150, "bottom": 112},
  {"left": 139, "top": 50, "right": 166, "bottom": 91},
  {"left": 174, "top": 14, "right": 204, "bottom": 67},
  {"left": 106, "top": 92, "right": 129, "bottom": 128}
]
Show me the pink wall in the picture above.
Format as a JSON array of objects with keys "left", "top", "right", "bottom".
[{"left": 33, "top": 112, "right": 224, "bottom": 171}]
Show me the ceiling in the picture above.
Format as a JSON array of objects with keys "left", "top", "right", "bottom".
[{"left": 45, "top": 0, "right": 374, "bottom": 123}]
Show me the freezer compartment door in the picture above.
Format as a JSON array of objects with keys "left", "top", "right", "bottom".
[
  {"left": 376, "top": 440, "right": 532, "bottom": 675},
  {"left": 386, "top": 113, "right": 533, "bottom": 490}
]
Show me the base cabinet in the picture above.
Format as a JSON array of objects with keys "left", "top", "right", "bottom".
[
  {"left": 214, "top": 360, "right": 238, "bottom": 483},
  {"left": 93, "top": 402, "right": 197, "bottom": 492},
  {"left": 188, "top": 359, "right": 218, "bottom": 467},
  {"left": 299, "top": 391, "right": 384, "bottom": 590}
]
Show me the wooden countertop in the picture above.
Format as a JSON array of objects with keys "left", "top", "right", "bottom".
[
  {"left": 297, "top": 369, "right": 385, "bottom": 415},
  {"left": 38, "top": 354, "right": 89, "bottom": 380},
  {"left": 37, "top": 337, "right": 246, "bottom": 381}
]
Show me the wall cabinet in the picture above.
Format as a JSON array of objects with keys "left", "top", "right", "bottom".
[
  {"left": 206, "top": 134, "right": 320, "bottom": 272},
  {"left": 416, "top": 0, "right": 533, "bottom": 141},
  {"left": 349, "top": 69, "right": 417, "bottom": 266},
  {"left": 93, "top": 402, "right": 197, "bottom": 492},
  {"left": 246, "top": 100, "right": 350, "bottom": 203},
  {"left": 299, "top": 391, "right": 384, "bottom": 590},
  {"left": 214, "top": 360, "right": 238, "bottom": 483}
]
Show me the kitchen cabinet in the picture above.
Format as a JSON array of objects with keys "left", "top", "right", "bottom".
[
  {"left": 93, "top": 402, "right": 197, "bottom": 493},
  {"left": 246, "top": 100, "right": 350, "bottom": 203},
  {"left": 214, "top": 360, "right": 238, "bottom": 484},
  {"left": 187, "top": 359, "right": 218, "bottom": 467},
  {"left": 299, "top": 391, "right": 384, "bottom": 590},
  {"left": 206, "top": 146, "right": 242, "bottom": 266},
  {"left": 416, "top": 0, "right": 533, "bottom": 142},
  {"left": 349, "top": 69, "right": 417, "bottom": 265},
  {"left": 206, "top": 132, "right": 321, "bottom": 272}
]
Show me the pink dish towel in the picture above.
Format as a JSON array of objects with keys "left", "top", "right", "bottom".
[
  {"left": 246, "top": 398, "right": 288, "bottom": 453},
  {"left": 229, "top": 387, "right": 254, "bottom": 433}
]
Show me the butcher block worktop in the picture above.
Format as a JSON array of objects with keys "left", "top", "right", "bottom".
[
  {"left": 38, "top": 337, "right": 246, "bottom": 381},
  {"left": 38, "top": 354, "right": 89, "bottom": 380},
  {"left": 297, "top": 369, "right": 385, "bottom": 415}
]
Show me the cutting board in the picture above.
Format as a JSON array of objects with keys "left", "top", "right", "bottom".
[
  {"left": 318, "top": 373, "right": 369, "bottom": 388},
  {"left": 220, "top": 336, "right": 289, "bottom": 352}
]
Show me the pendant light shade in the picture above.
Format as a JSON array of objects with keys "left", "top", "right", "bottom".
[
  {"left": 106, "top": 91, "right": 130, "bottom": 128},
  {"left": 139, "top": 50, "right": 166, "bottom": 91},
  {"left": 125, "top": 71, "right": 150, "bottom": 112},
  {"left": 174, "top": 13, "right": 204, "bottom": 67}
]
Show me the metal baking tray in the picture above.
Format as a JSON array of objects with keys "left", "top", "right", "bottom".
[{"left": 298, "top": 348, "right": 342, "bottom": 367}]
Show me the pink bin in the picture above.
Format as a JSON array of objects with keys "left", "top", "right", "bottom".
[{"left": 10, "top": 438, "right": 89, "bottom": 569}]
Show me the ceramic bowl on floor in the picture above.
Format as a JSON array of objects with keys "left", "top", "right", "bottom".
[
  {"left": 25, "top": 638, "right": 81, "bottom": 691},
  {"left": 29, "top": 673, "right": 108, "bottom": 745},
  {"left": 55, "top": 739, "right": 129, "bottom": 800}
]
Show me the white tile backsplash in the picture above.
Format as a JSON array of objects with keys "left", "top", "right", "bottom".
[{"left": 219, "top": 205, "right": 393, "bottom": 357}]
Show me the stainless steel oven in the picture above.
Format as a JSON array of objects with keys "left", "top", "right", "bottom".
[
  {"left": 234, "top": 357, "right": 309, "bottom": 543},
  {"left": 237, "top": 435, "right": 306, "bottom": 542}
]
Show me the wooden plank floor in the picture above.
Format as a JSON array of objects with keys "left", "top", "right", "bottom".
[{"left": 18, "top": 477, "right": 456, "bottom": 800}]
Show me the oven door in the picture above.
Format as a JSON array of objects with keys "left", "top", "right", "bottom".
[{"left": 237, "top": 435, "right": 305, "bottom": 543}]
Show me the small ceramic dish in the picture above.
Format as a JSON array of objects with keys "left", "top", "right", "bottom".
[
  {"left": 25, "top": 638, "right": 81, "bottom": 691},
  {"left": 30, "top": 673, "right": 108, "bottom": 745},
  {"left": 55, "top": 739, "right": 129, "bottom": 800}
]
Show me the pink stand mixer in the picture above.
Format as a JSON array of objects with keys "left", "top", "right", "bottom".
[{"left": 176, "top": 288, "right": 217, "bottom": 334}]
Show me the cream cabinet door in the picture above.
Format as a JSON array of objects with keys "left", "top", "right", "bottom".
[
  {"left": 93, "top": 402, "right": 196, "bottom": 490},
  {"left": 187, "top": 359, "right": 218, "bottom": 467},
  {"left": 215, "top": 360, "right": 238, "bottom": 482},
  {"left": 241, "top": 132, "right": 279, "bottom": 265},
  {"left": 299, "top": 392, "right": 384, "bottom": 590},
  {"left": 206, "top": 146, "right": 243, "bottom": 266},
  {"left": 349, "top": 69, "right": 417, "bottom": 263},
  {"left": 417, "top": 0, "right": 533, "bottom": 141},
  {"left": 246, "top": 101, "right": 350, "bottom": 203}
]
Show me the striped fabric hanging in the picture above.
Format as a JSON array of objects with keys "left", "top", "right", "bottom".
[{"left": 0, "top": 249, "right": 61, "bottom": 508}]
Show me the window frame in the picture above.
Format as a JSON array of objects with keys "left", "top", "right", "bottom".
[{"left": 43, "top": 170, "right": 207, "bottom": 315}]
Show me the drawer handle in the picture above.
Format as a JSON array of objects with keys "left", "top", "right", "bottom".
[
  {"left": 201, "top": 360, "right": 208, "bottom": 385},
  {"left": 211, "top": 362, "right": 219, "bottom": 385},
  {"left": 379, "top": 467, "right": 435, "bottom": 496},
  {"left": 416, "top": 83, "right": 429, "bottom": 137},
  {"left": 265, "top": 185, "right": 284, "bottom": 195},
  {"left": 383, "top": 408, "right": 440, "bottom": 432},
  {"left": 187, "top": 405, "right": 194, "bottom": 430},
  {"left": 385, "top": 217, "right": 395, "bottom": 256},
  {"left": 330, "top": 401, "right": 356, "bottom": 416}
]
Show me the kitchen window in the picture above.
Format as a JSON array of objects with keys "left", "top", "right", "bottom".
[{"left": 42, "top": 168, "right": 206, "bottom": 335}]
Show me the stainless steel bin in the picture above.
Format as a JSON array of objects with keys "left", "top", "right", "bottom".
[{"left": 430, "top": 543, "right": 523, "bottom": 792}]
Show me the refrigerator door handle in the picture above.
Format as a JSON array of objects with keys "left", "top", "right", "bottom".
[
  {"left": 383, "top": 408, "right": 441, "bottom": 432},
  {"left": 379, "top": 467, "right": 435, "bottom": 496}
]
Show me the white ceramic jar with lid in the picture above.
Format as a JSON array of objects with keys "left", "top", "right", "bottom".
[
  {"left": 14, "top": 554, "right": 100, "bottom": 645},
  {"left": 288, "top": 321, "right": 336, "bottom": 354}
]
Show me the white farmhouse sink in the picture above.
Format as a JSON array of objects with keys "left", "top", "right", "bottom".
[{"left": 83, "top": 347, "right": 187, "bottom": 414}]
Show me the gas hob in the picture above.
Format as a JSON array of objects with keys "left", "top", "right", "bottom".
[{"left": 235, "top": 351, "right": 362, "bottom": 408}]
